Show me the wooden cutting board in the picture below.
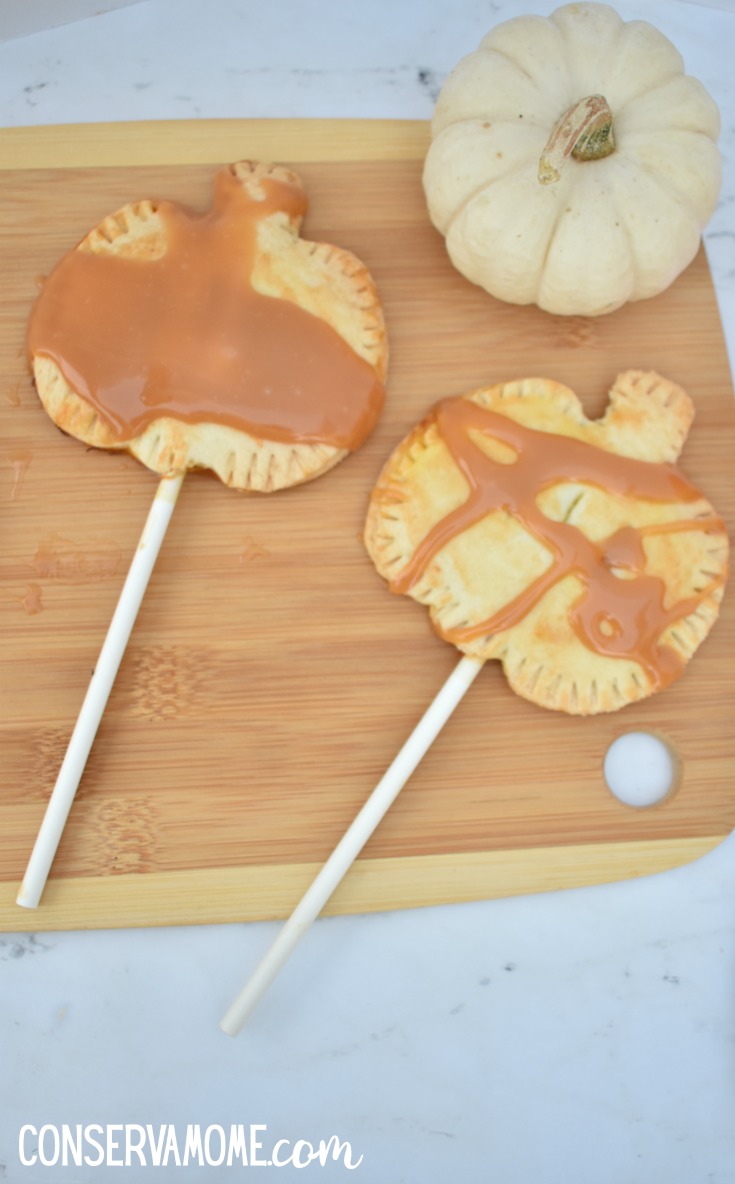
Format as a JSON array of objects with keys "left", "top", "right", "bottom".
[{"left": 1, "top": 119, "right": 733, "bottom": 932}]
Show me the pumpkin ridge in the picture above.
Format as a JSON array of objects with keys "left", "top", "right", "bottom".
[
  {"left": 603, "top": 76, "right": 680, "bottom": 121},
  {"left": 536, "top": 197, "right": 574, "bottom": 308},
  {"left": 446, "top": 180, "right": 562, "bottom": 306},
  {"left": 596, "top": 166, "right": 640, "bottom": 301},
  {"left": 479, "top": 43, "right": 543, "bottom": 89},
  {"left": 618, "top": 130, "right": 720, "bottom": 222},
  {"left": 613, "top": 74, "right": 721, "bottom": 139},
  {"left": 607, "top": 151, "right": 702, "bottom": 277},
  {"left": 626, "top": 155, "right": 700, "bottom": 222},
  {"left": 433, "top": 45, "right": 567, "bottom": 136},
  {"left": 423, "top": 118, "right": 551, "bottom": 234},
  {"left": 430, "top": 134, "right": 560, "bottom": 251},
  {"left": 549, "top": 3, "right": 627, "bottom": 88}
]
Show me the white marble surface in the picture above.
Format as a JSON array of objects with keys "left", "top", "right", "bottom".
[{"left": 2, "top": 2, "right": 735, "bottom": 1180}]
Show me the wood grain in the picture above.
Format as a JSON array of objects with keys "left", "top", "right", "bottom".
[{"left": 0, "top": 119, "right": 733, "bottom": 932}]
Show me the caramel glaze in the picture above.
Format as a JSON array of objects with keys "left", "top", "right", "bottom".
[
  {"left": 390, "top": 397, "right": 728, "bottom": 691},
  {"left": 27, "top": 167, "right": 384, "bottom": 450}
]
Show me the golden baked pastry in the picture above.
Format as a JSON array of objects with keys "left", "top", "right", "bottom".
[
  {"left": 365, "top": 372, "right": 729, "bottom": 714},
  {"left": 28, "top": 161, "right": 388, "bottom": 492}
]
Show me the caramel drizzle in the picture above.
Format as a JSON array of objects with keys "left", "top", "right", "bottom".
[
  {"left": 27, "top": 167, "right": 384, "bottom": 451},
  {"left": 390, "top": 398, "right": 727, "bottom": 690}
]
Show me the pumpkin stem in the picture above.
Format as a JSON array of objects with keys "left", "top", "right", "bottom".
[{"left": 538, "top": 95, "right": 615, "bottom": 185}]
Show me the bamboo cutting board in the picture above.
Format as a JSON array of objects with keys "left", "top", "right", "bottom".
[{"left": 1, "top": 119, "right": 734, "bottom": 932}]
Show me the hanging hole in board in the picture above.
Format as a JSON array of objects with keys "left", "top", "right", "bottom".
[{"left": 603, "top": 730, "right": 680, "bottom": 809}]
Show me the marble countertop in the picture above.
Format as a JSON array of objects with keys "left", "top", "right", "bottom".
[{"left": 2, "top": 2, "right": 735, "bottom": 1180}]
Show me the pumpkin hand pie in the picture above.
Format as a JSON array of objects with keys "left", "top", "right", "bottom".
[
  {"left": 27, "top": 161, "right": 387, "bottom": 492},
  {"left": 364, "top": 371, "right": 729, "bottom": 715}
]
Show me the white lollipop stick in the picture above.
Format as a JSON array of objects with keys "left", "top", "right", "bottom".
[
  {"left": 220, "top": 652, "right": 485, "bottom": 1035},
  {"left": 17, "top": 470, "right": 185, "bottom": 909}
]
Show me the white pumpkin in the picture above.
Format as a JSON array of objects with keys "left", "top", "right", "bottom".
[{"left": 423, "top": 2, "right": 722, "bottom": 316}]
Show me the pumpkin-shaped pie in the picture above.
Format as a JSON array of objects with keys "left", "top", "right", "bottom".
[
  {"left": 28, "top": 161, "right": 387, "bottom": 492},
  {"left": 365, "top": 371, "right": 728, "bottom": 714}
]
